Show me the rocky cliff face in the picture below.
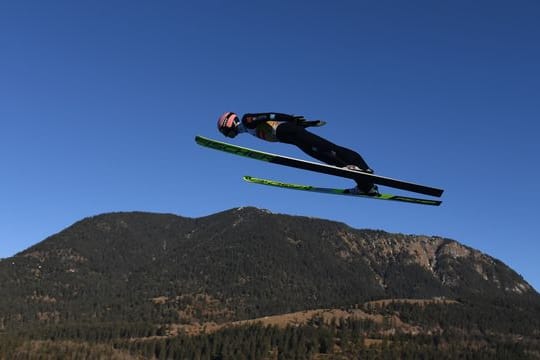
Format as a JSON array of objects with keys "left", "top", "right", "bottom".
[{"left": 332, "top": 228, "right": 533, "bottom": 295}]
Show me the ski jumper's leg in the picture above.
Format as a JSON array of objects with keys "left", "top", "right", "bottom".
[
  {"left": 276, "top": 123, "right": 374, "bottom": 190},
  {"left": 275, "top": 122, "right": 370, "bottom": 169}
]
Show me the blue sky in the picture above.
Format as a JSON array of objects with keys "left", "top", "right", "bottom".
[{"left": 1, "top": 1, "right": 539, "bottom": 291}]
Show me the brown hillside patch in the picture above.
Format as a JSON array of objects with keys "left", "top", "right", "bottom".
[
  {"left": 165, "top": 299, "right": 456, "bottom": 337},
  {"left": 364, "top": 338, "right": 386, "bottom": 347}
]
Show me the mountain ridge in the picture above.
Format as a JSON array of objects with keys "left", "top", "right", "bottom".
[
  {"left": 1, "top": 207, "right": 539, "bottom": 358},
  {"left": 0, "top": 207, "right": 537, "bottom": 328}
]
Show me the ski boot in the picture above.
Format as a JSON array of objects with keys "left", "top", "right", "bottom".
[{"left": 346, "top": 183, "right": 380, "bottom": 197}]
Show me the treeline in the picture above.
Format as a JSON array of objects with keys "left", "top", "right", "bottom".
[
  {"left": 1, "top": 316, "right": 536, "bottom": 359},
  {"left": 111, "top": 321, "right": 532, "bottom": 359}
]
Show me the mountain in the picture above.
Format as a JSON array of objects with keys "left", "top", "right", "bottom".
[{"left": 1, "top": 207, "right": 539, "bottom": 358}]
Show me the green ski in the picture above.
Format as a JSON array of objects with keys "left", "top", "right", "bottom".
[
  {"left": 195, "top": 135, "right": 444, "bottom": 197},
  {"left": 243, "top": 176, "right": 442, "bottom": 206}
]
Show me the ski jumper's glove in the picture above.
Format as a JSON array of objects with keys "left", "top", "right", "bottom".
[{"left": 292, "top": 116, "right": 325, "bottom": 127}]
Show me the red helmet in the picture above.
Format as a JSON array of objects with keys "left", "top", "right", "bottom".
[{"left": 217, "top": 112, "right": 240, "bottom": 138}]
